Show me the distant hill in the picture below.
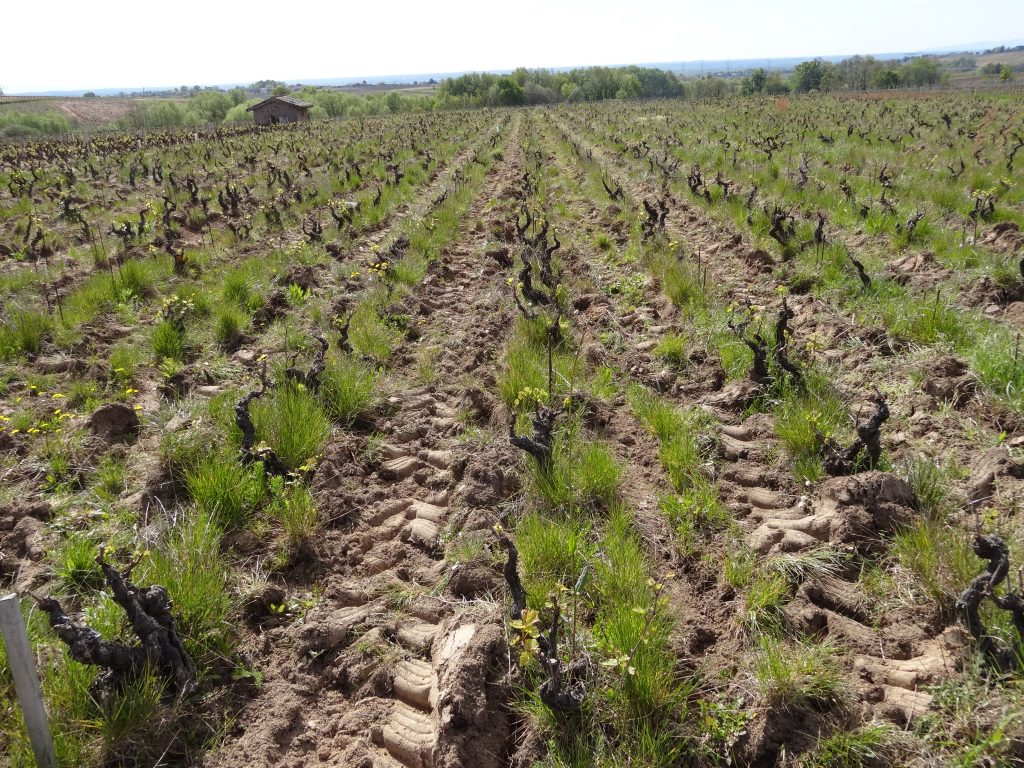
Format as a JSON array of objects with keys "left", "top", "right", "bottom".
[{"left": 10, "top": 39, "right": 1024, "bottom": 96}]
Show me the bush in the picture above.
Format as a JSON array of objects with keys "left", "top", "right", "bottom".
[
  {"left": 0, "top": 110, "right": 72, "bottom": 136},
  {"left": 115, "top": 101, "right": 197, "bottom": 131},
  {"left": 190, "top": 91, "right": 233, "bottom": 123},
  {"left": 224, "top": 100, "right": 259, "bottom": 124}
]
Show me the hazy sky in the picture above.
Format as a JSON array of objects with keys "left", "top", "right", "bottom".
[{"left": 3, "top": 0, "right": 1022, "bottom": 92}]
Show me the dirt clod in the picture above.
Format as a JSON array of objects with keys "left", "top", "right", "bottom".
[
  {"left": 87, "top": 402, "right": 140, "bottom": 441},
  {"left": 921, "top": 355, "right": 976, "bottom": 407}
]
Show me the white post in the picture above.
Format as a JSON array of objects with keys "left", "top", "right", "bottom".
[{"left": 0, "top": 594, "right": 56, "bottom": 768}]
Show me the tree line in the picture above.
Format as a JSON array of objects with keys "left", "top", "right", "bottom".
[
  {"left": 434, "top": 66, "right": 686, "bottom": 106},
  {"left": 0, "top": 53, "right": 1014, "bottom": 138},
  {"left": 741, "top": 55, "right": 948, "bottom": 95}
]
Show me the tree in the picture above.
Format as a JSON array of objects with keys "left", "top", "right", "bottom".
[
  {"left": 615, "top": 74, "right": 642, "bottom": 100},
  {"left": 272, "top": 84, "right": 289, "bottom": 97},
  {"left": 384, "top": 91, "right": 403, "bottom": 113},
  {"left": 191, "top": 90, "right": 232, "bottom": 123},
  {"left": 901, "top": 57, "right": 940, "bottom": 87},
  {"left": 791, "top": 59, "right": 828, "bottom": 93},
  {"left": 870, "top": 69, "right": 900, "bottom": 89},
  {"left": 524, "top": 81, "right": 557, "bottom": 104},
  {"left": 764, "top": 72, "right": 791, "bottom": 95},
  {"left": 691, "top": 76, "right": 732, "bottom": 98},
  {"left": 494, "top": 77, "right": 524, "bottom": 106},
  {"left": 741, "top": 68, "right": 769, "bottom": 95},
  {"left": 83, "top": 91, "right": 97, "bottom": 98},
  {"left": 838, "top": 55, "right": 878, "bottom": 91},
  {"left": 819, "top": 64, "right": 845, "bottom": 92}
]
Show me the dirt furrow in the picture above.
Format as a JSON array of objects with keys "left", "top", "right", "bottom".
[
  {"left": 545, "top": 111, "right": 993, "bottom": 761},
  {"left": 527, "top": 120, "right": 737, "bottom": 661},
  {"left": 206, "top": 114, "right": 524, "bottom": 768}
]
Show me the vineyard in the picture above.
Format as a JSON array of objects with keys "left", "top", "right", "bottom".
[
  {"left": 0, "top": 99, "right": 151, "bottom": 126},
  {"left": 1, "top": 91, "right": 1024, "bottom": 767}
]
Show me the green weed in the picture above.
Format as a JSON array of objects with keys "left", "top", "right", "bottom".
[
  {"left": 93, "top": 453, "right": 129, "bottom": 499},
  {"left": 267, "top": 477, "right": 319, "bottom": 559},
  {"left": 653, "top": 333, "right": 688, "bottom": 370},
  {"left": 142, "top": 510, "right": 234, "bottom": 663},
  {"left": 213, "top": 305, "right": 246, "bottom": 350},
  {"left": 890, "top": 518, "right": 978, "bottom": 610},
  {"left": 801, "top": 722, "right": 897, "bottom": 768},
  {"left": 319, "top": 353, "right": 378, "bottom": 425},
  {"left": 53, "top": 533, "right": 104, "bottom": 593},
  {"left": 0, "top": 305, "right": 52, "bottom": 360},
  {"left": 773, "top": 373, "right": 848, "bottom": 482},
  {"left": 185, "top": 453, "right": 266, "bottom": 530},
  {"left": 742, "top": 571, "right": 790, "bottom": 638},
  {"left": 251, "top": 381, "right": 331, "bottom": 470},
  {"left": 755, "top": 636, "right": 845, "bottom": 710},
  {"left": 151, "top": 319, "right": 185, "bottom": 362},
  {"left": 528, "top": 431, "right": 623, "bottom": 513}
]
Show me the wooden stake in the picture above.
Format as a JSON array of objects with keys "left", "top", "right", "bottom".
[{"left": 0, "top": 594, "right": 56, "bottom": 768}]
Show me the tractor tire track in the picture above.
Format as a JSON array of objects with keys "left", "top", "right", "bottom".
[{"left": 207, "top": 113, "right": 525, "bottom": 768}]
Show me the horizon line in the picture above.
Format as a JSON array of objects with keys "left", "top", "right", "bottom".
[{"left": 7, "top": 38, "right": 1023, "bottom": 96}]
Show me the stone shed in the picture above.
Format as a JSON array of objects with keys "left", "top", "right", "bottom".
[{"left": 246, "top": 96, "right": 313, "bottom": 126}]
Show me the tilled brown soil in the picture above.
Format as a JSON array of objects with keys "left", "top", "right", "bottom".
[
  {"left": 204, "top": 116, "right": 527, "bottom": 768},
  {"left": 544, "top": 112, "right": 1024, "bottom": 763},
  {"left": 7, "top": 102, "right": 1024, "bottom": 768}
]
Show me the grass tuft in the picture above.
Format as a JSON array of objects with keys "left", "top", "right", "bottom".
[
  {"left": 213, "top": 305, "right": 246, "bottom": 350},
  {"left": 251, "top": 381, "right": 331, "bottom": 471},
  {"left": 318, "top": 353, "right": 378, "bottom": 425},
  {"left": 890, "top": 518, "right": 978, "bottom": 610},
  {"left": 0, "top": 305, "right": 52, "bottom": 360},
  {"left": 742, "top": 571, "right": 791, "bottom": 638},
  {"left": 54, "top": 534, "right": 104, "bottom": 593},
  {"left": 755, "top": 636, "right": 845, "bottom": 711},
  {"left": 142, "top": 510, "right": 234, "bottom": 663},
  {"left": 773, "top": 372, "right": 848, "bottom": 482},
  {"left": 151, "top": 319, "right": 185, "bottom": 362},
  {"left": 267, "top": 477, "right": 319, "bottom": 559},
  {"left": 801, "top": 722, "right": 897, "bottom": 768},
  {"left": 185, "top": 453, "right": 266, "bottom": 530}
]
